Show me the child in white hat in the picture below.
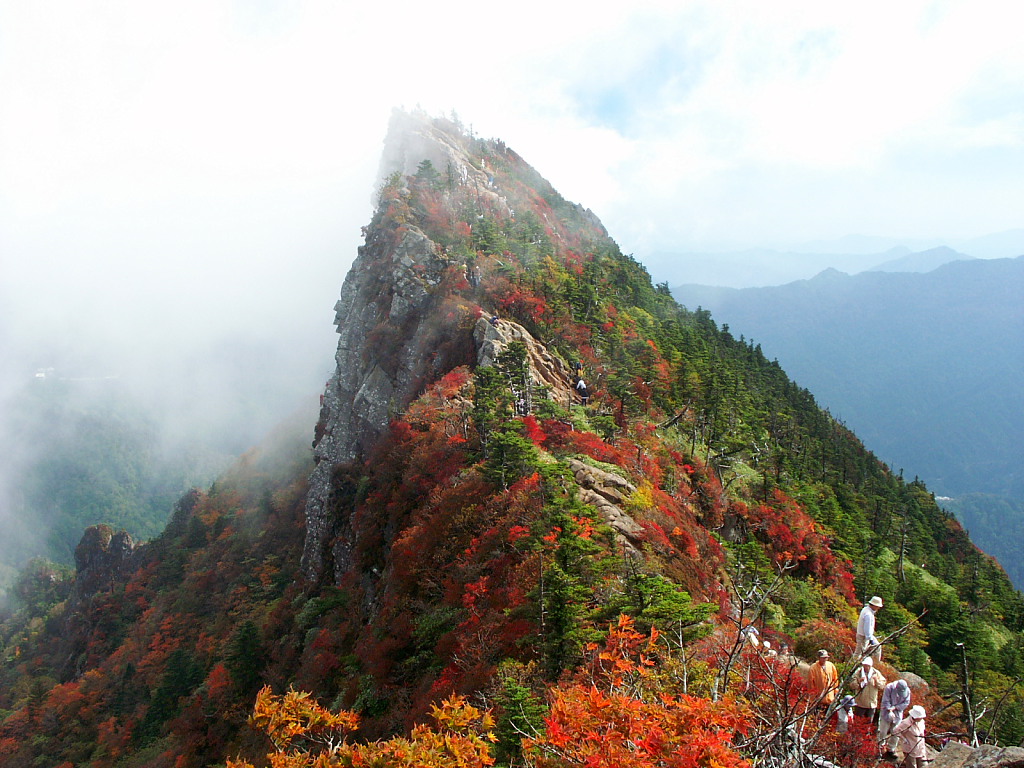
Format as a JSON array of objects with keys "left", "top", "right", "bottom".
[{"left": 892, "top": 705, "right": 927, "bottom": 768}]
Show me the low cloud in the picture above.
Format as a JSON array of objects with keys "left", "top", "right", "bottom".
[{"left": 0, "top": 0, "right": 1021, "bottom": 577}]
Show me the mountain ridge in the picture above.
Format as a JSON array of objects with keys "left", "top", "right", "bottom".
[
  {"left": 2, "top": 110, "right": 1024, "bottom": 767},
  {"left": 673, "top": 257, "right": 1024, "bottom": 585}
]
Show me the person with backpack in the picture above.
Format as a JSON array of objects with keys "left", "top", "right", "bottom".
[{"left": 575, "top": 377, "right": 589, "bottom": 405}]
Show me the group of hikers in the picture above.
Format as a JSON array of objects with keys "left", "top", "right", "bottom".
[
  {"left": 743, "top": 595, "right": 929, "bottom": 766},
  {"left": 806, "top": 596, "right": 929, "bottom": 767}
]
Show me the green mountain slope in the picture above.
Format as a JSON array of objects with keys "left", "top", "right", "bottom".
[
  {"left": 672, "top": 259, "right": 1024, "bottom": 584},
  {"left": 673, "top": 260, "right": 1024, "bottom": 499}
]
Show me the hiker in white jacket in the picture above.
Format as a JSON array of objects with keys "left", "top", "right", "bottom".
[{"left": 857, "top": 596, "right": 884, "bottom": 660}]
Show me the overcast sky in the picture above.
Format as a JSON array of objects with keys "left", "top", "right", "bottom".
[{"left": 2, "top": 0, "right": 1022, "bottom": 369}]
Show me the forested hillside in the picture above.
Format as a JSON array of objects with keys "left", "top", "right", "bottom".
[
  {"left": 0, "top": 340, "right": 326, "bottom": 592},
  {"left": 1, "top": 111, "right": 1022, "bottom": 768},
  {"left": 943, "top": 495, "right": 1024, "bottom": 588},
  {"left": 0, "top": 377, "right": 221, "bottom": 589},
  {"left": 672, "top": 260, "right": 1024, "bottom": 586},
  {"left": 673, "top": 259, "right": 1023, "bottom": 501}
]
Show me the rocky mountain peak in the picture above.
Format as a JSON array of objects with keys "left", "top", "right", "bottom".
[
  {"left": 301, "top": 110, "right": 598, "bottom": 581},
  {"left": 73, "top": 524, "right": 137, "bottom": 599}
]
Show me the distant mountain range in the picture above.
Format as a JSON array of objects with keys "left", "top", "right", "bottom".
[
  {"left": 650, "top": 229, "right": 1024, "bottom": 289},
  {"left": 866, "top": 246, "right": 973, "bottom": 273},
  {"left": 673, "top": 255, "right": 1024, "bottom": 583}
]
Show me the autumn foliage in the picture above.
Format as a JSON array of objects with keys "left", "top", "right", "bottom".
[
  {"left": 233, "top": 618, "right": 750, "bottom": 768},
  {"left": 3, "top": 110, "right": 1023, "bottom": 768},
  {"left": 227, "top": 687, "right": 495, "bottom": 768}
]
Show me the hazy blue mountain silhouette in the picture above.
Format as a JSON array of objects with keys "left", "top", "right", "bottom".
[
  {"left": 673, "top": 256, "right": 1024, "bottom": 506},
  {"left": 867, "top": 246, "right": 974, "bottom": 273}
]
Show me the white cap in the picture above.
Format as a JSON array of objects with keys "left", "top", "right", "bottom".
[
  {"left": 861, "top": 657, "right": 874, "bottom": 666},
  {"left": 909, "top": 705, "right": 926, "bottom": 719}
]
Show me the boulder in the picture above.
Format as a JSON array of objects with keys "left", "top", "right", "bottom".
[
  {"left": 932, "top": 743, "right": 1024, "bottom": 768},
  {"left": 473, "top": 317, "right": 575, "bottom": 406},
  {"left": 73, "top": 524, "right": 137, "bottom": 599}
]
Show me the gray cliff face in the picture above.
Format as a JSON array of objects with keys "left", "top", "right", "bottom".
[
  {"left": 302, "top": 221, "right": 461, "bottom": 581},
  {"left": 300, "top": 110, "right": 598, "bottom": 583},
  {"left": 302, "top": 113, "right": 496, "bottom": 581},
  {"left": 73, "top": 524, "right": 138, "bottom": 599}
]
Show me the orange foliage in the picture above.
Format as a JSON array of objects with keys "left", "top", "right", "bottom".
[
  {"left": 229, "top": 690, "right": 494, "bottom": 768},
  {"left": 526, "top": 616, "right": 751, "bottom": 768},
  {"left": 528, "top": 687, "right": 751, "bottom": 768}
]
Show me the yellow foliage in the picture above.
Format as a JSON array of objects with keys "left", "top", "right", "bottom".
[
  {"left": 237, "top": 689, "right": 496, "bottom": 768},
  {"left": 625, "top": 481, "right": 656, "bottom": 516},
  {"left": 250, "top": 685, "right": 359, "bottom": 753}
]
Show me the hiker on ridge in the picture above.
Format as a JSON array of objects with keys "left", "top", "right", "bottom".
[
  {"left": 853, "top": 656, "right": 887, "bottom": 722},
  {"left": 575, "top": 378, "right": 589, "bottom": 405},
  {"left": 807, "top": 649, "right": 839, "bottom": 709},
  {"left": 857, "top": 595, "right": 884, "bottom": 660}
]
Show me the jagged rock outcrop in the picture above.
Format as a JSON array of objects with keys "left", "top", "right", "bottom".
[
  {"left": 302, "top": 219, "right": 473, "bottom": 580},
  {"left": 302, "top": 115, "right": 494, "bottom": 581},
  {"left": 932, "top": 742, "right": 1024, "bottom": 768},
  {"left": 567, "top": 458, "right": 643, "bottom": 553},
  {"left": 72, "top": 524, "right": 138, "bottom": 600},
  {"left": 473, "top": 316, "right": 575, "bottom": 406}
]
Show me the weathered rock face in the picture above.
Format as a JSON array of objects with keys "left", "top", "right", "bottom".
[
  {"left": 302, "top": 114, "right": 490, "bottom": 581},
  {"left": 302, "top": 219, "right": 474, "bottom": 580},
  {"left": 473, "top": 317, "right": 576, "bottom": 407},
  {"left": 567, "top": 458, "right": 643, "bottom": 554},
  {"left": 73, "top": 524, "right": 137, "bottom": 600},
  {"left": 932, "top": 742, "right": 1024, "bottom": 768}
]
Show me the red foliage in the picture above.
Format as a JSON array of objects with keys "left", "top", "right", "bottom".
[
  {"left": 541, "top": 423, "right": 632, "bottom": 468},
  {"left": 527, "top": 617, "right": 751, "bottom": 768},
  {"left": 814, "top": 715, "right": 886, "bottom": 768},
  {"left": 497, "top": 286, "right": 551, "bottom": 325},
  {"left": 640, "top": 520, "right": 672, "bottom": 550},
  {"left": 743, "top": 491, "right": 855, "bottom": 599},
  {"left": 792, "top": 618, "right": 857, "bottom": 661},
  {"left": 520, "top": 415, "right": 546, "bottom": 446}
]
